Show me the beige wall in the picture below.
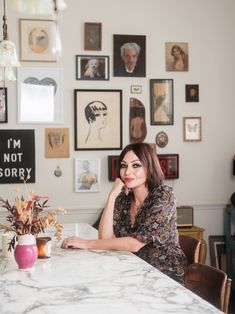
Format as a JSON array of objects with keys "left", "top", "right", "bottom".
[{"left": 1, "top": 0, "right": 235, "bottom": 260}]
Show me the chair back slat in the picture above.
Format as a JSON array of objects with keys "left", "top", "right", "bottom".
[{"left": 179, "top": 234, "right": 203, "bottom": 265}]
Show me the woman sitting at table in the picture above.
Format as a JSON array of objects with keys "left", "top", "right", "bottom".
[{"left": 61, "top": 143, "right": 187, "bottom": 283}]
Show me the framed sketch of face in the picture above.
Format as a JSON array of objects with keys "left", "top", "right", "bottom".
[{"left": 45, "top": 128, "right": 69, "bottom": 158}]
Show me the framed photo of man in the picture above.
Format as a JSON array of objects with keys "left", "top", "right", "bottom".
[{"left": 113, "top": 34, "right": 146, "bottom": 77}]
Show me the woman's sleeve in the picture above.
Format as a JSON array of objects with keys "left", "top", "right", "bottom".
[{"left": 130, "top": 188, "right": 176, "bottom": 245}]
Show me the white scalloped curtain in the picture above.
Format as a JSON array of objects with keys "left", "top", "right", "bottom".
[{"left": 12, "top": 0, "right": 67, "bottom": 15}]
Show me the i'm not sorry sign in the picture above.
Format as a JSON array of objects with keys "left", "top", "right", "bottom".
[{"left": 0, "top": 130, "right": 35, "bottom": 183}]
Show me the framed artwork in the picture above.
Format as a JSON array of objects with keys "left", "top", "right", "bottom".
[
  {"left": 158, "top": 154, "right": 179, "bottom": 179},
  {"left": 84, "top": 22, "right": 102, "bottom": 51},
  {"left": 209, "top": 236, "right": 226, "bottom": 271},
  {"left": 183, "top": 117, "right": 202, "bottom": 142},
  {"left": 45, "top": 128, "right": 69, "bottom": 158},
  {"left": 17, "top": 67, "right": 63, "bottom": 124},
  {"left": 74, "top": 89, "right": 122, "bottom": 151},
  {"left": 19, "top": 19, "right": 57, "bottom": 62},
  {"left": 131, "top": 85, "right": 142, "bottom": 94},
  {"left": 155, "top": 131, "right": 168, "bottom": 148},
  {"left": 129, "top": 98, "right": 147, "bottom": 144},
  {"left": 165, "top": 42, "right": 189, "bottom": 72},
  {"left": 76, "top": 55, "right": 109, "bottom": 80},
  {"left": 0, "top": 88, "right": 8, "bottom": 123},
  {"left": 108, "top": 155, "right": 119, "bottom": 181},
  {"left": 0, "top": 129, "right": 35, "bottom": 183},
  {"left": 186, "top": 84, "right": 199, "bottom": 102},
  {"left": 150, "top": 79, "right": 174, "bottom": 125},
  {"left": 113, "top": 34, "right": 146, "bottom": 77},
  {"left": 75, "top": 159, "right": 100, "bottom": 192}
]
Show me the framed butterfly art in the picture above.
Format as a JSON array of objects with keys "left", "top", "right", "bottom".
[{"left": 183, "top": 117, "right": 202, "bottom": 141}]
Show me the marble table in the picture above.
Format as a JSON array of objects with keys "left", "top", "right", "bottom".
[{"left": 0, "top": 223, "right": 223, "bottom": 314}]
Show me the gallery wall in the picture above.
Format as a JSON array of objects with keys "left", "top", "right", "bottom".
[{"left": 0, "top": 0, "right": 235, "bottom": 251}]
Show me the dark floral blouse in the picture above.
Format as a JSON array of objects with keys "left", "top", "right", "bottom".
[{"left": 113, "top": 184, "right": 187, "bottom": 283}]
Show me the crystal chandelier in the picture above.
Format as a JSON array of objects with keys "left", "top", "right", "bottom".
[{"left": 0, "top": 0, "right": 20, "bottom": 84}]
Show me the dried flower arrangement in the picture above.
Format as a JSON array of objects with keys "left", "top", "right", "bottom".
[{"left": 0, "top": 177, "right": 66, "bottom": 251}]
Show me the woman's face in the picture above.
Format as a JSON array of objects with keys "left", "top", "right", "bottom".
[{"left": 120, "top": 150, "right": 147, "bottom": 190}]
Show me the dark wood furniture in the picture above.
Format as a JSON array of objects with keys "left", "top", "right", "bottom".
[{"left": 179, "top": 234, "right": 203, "bottom": 264}]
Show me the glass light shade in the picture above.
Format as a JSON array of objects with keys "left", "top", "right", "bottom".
[
  {"left": 0, "top": 65, "right": 17, "bottom": 81},
  {"left": 12, "top": 0, "right": 67, "bottom": 15},
  {"left": 0, "top": 40, "right": 20, "bottom": 67},
  {"left": 51, "top": 22, "right": 62, "bottom": 59}
]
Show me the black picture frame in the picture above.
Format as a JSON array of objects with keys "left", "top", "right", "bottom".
[
  {"left": 158, "top": 154, "right": 179, "bottom": 179},
  {"left": 150, "top": 79, "right": 174, "bottom": 125},
  {"left": 84, "top": 22, "right": 102, "bottom": 51},
  {"left": 74, "top": 89, "right": 122, "bottom": 151},
  {"left": 76, "top": 55, "right": 109, "bottom": 81},
  {"left": 209, "top": 235, "right": 226, "bottom": 271},
  {"left": 0, "top": 88, "right": 8, "bottom": 123},
  {"left": 185, "top": 84, "right": 199, "bottom": 102}
]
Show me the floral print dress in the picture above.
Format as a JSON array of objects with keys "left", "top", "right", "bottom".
[{"left": 113, "top": 184, "right": 187, "bottom": 283}]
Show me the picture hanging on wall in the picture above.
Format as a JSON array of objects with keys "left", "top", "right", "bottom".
[
  {"left": 0, "top": 88, "right": 8, "bottom": 123},
  {"left": 84, "top": 22, "right": 102, "bottom": 51},
  {"left": 76, "top": 55, "right": 109, "bottom": 80},
  {"left": 0, "top": 129, "right": 35, "bottom": 183},
  {"left": 158, "top": 154, "right": 179, "bottom": 179},
  {"left": 74, "top": 89, "right": 122, "bottom": 151},
  {"left": 183, "top": 117, "right": 202, "bottom": 142},
  {"left": 108, "top": 155, "right": 119, "bottom": 181},
  {"left": 113, "top": 34, "right": 146, "bottom": 77},
  {"left": 45, "top": 128, "right": 69, "bottom": 158},
  {"left": 19, "top": 19, "right": 57, "bottom": 62},
  {"left": 150, "top": 79, "right": 174, "bottom": 125},
  {"left": 155, "top": 131, "right": 168, "bottom": 148},
  {"left": 129, "top": 97, "right": 147, "bottom": 144},
  {"left": 165, "top": 42, "right": 189, "bottom": 72},
  {"left": 75, "top": 159, "right": 100, "bottom": 192},
  {"left": 185, "top": 84, "right": 199, "bottom": 102},
  {"left": 17, "top": 67, "right": 63, "bottom": 124}
]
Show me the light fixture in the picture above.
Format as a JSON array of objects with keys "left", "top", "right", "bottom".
[
  {"left": 0, "top": 0, "right": 20, "bottom": 84},
  {"left": 12, "top": 0, "right": 67, "bottom": 60}
]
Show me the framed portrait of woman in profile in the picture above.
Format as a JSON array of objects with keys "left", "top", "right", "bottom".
[{"left": 165, "top": 42, "right": 189, "bottom": 72}]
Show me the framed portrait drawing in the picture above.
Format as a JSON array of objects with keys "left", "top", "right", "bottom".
[
  {"left": 165, "top": 42, "right": 189, "bottom": 72},
  {"left": 74, "top": 89, "right": 122, "bottom": 150},
  {"left": 113, "top": 34, "right": 146, "bottom": 77},
  {"left": 84, "top": 22, "right": 102, "bottom": 51},
  {"left": 150, "top": 79, "right": 174, "bottom": 125},
  {"left": 183, "top": 117, "right": 202, "bottom": 142},
  {"left": 76, "top": 55, "right": 109, "bottom": 80},
  {"left": 158, "top": 154, "right": 179, "bottom": 179},
  {"left": 19, "top": 19, "right": 57, "bottom": 62},
  {"left": 45, "top": 128, "right": 69, "bottom": 158},
  {"left": 108, "top": 155, "right": 119, "bottom": 181},
  {"left": 0, "top": 88, "right": 8, "bottom": 123},
  {"left": 75, "top": 159, "right": 100, "bottom": 192},
  {"left": 186, "top": 84, "right": 199, "bottom": 102},
  {"left": 17, "top": 67, "right": 63, "bottom": 124}
]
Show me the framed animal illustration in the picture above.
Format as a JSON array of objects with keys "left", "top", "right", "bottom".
[{"left": 76, "top": 55, "right": 109, "bottom": 81}]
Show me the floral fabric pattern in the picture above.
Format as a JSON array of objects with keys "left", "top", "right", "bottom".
[{"left": 113, "top": 184, "right": 187, "bottom": 283}]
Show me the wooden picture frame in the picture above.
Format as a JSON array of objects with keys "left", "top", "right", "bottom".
[
  {"left": 183, "top": 117, "right": 202, "bottom": 141},
  {"left": 19, "top": 19, "right": 57, "bottom": 62},
  {"left": 84, "top": 23, "right": 102, "bottom": 51},
  {"left": 165, "top": 42, "right": 189, "bottom": 72},
  {"left": 209, "top": 235, "right": 226, "bottom": 271},
  {"left": 0, "top": 88, "right": 8, "bottom": 123},
  {"left": 74, "top": 89, "right": 122, "bottom": 151},
  {"left": 150, "top": 79, "right": 174, "bottom": 125},
  {"left": 76, "top": 55, "right": 109, "bottom": 80},
  {"left": 75, "top": 159, "right": 100, "bottom": 192},
  {"left": 45, "top": 128, "right": 69, "bottom": 158},
  {"left": 17, "top": 66, "right": 63, "bottom": 124},
  {"left": 108, "top": 155, "right": 119, "bottom": 181},
  {"left": 113, "top": 34, "right": 146, "bottom": 77},
  {"left": 186, "top": 84, "right": 199, "bottom": 102},
  {"left": 158, "top": 154, "right": 179, "bottom": 179}
]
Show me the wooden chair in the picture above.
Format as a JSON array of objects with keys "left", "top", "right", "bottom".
[
  {"left": 184, "top": 263, "right": 232, "bottom": 313},
  {"left": 179, "top": 234, "right": 203, "bottom": 265}
]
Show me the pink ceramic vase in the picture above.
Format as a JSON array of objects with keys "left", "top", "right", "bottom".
[{"left": 14, "top": 234, "right": 38, "bottom": 270}]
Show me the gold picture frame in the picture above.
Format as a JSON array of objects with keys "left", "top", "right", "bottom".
[{"left": 19, "top": 19, "right": 57, "bottom": 62}]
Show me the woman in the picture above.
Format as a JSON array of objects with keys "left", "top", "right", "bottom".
[{"left": 61, "top": 143, "right": 187, "bottom": 283}]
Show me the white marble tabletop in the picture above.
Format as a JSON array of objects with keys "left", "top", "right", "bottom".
[{"left": 0, "top": 223, "right": 222, "bottom": 314}]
